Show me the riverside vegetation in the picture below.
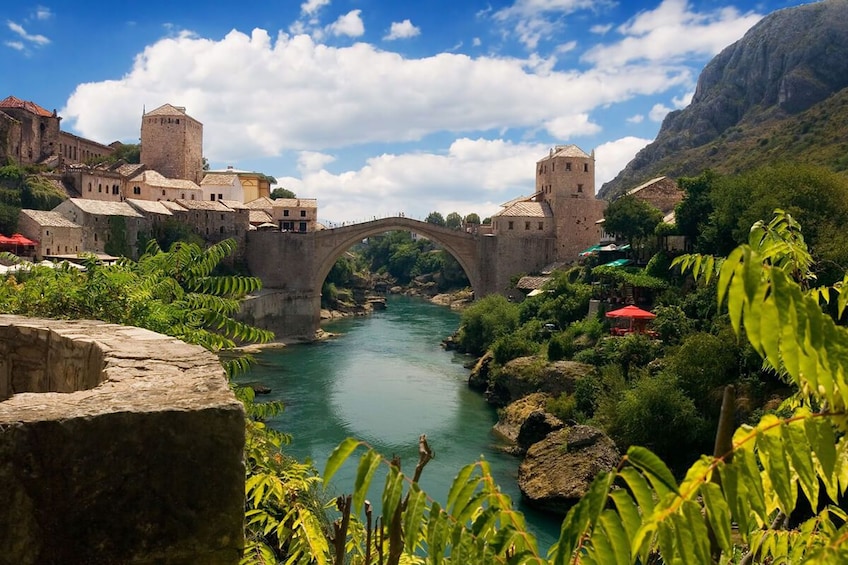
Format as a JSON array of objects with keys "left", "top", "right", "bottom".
[{"left": 2, "top": 193, "right": 848, "bottom": 561}]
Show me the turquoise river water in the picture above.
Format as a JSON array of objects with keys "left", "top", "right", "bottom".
[{"left": 240, "top": 294, "right": 562, "bottom": 552}]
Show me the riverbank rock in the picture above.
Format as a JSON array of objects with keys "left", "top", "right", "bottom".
[
  {"left": 518, "top": 425, "right": 620, "bottom": 515},
  {"left": 467, "top": 350, "right": 493, "bottom": 391},
  {"left": 431, "top": 289, "right": 474, "bottom": 310},
  {"left": 492, "top": 393, "right": 550, "bottom": 446},
  {"left": 487, "top": 357, "right": 594, "bottom": 407},
  {"left": 516, "top": 410, "right": 565, "bottom": 453}
]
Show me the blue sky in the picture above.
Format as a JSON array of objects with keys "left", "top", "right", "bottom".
[{"left": 3, "top": 0, "right": 808, "bottom": 222}]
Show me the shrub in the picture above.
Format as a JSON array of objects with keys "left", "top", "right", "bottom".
[
  {"left": 547, "top": 332, "right": 574, "bottom": 361},
  {"left": 455, "top": 294, "right": 520, "bottom": 355},
  {"left": 606, "top": 371, "right": 706, "bottom": 471},
  {"left": 546, "top": 393, "right": 580, "bottom": 423}
]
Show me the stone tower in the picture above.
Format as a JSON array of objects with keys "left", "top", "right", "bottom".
[
  {"left": 536, "top": 145, "right": 606, "bottom": 261},
  {"left": 140, "top": 104, "right": 203, "bottom": 184}
]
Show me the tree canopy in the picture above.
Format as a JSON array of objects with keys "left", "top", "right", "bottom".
[
  {"left": 603, "top": 194, "right": 664, "bottom": 242},
  {"left": 270, "top": 187, "right": 296, "bottom": 199},
  {"left": 425, "top": 211, "right": 445, "bottom": 226}
]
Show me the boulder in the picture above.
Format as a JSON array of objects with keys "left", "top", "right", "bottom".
[
  {"left": 467, "top": 350, "right": 493, "bottom": 392},
  {"left": 492, "top": 392, "right": 550, "bottom": 445},
  {"left": 516, "top": 410, "right": 564, "bottom": 453},
  {"left": 487, "top": 357, "right": 594, "bottom": 407},
  {"left": 518, "top": 425, "right": 620, "bottom": 515}
]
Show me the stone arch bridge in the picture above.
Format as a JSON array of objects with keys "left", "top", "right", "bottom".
[{"left": 243, "top": 217, "right": 555, "bottom": 339}]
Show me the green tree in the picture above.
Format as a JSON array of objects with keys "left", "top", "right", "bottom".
[
  {"left": 456, "top": 294, "right": 520, "bottom": 355},
  {"left": 270, "top": 187, "right": 296, "bottom": 199},
  {"left": 425, "top": 211, "right": 445, "bottom": 226},
  {"left": 603, "top": 194, "right": 664, "bottom": 244},
  {"left": 675, "top": 169, "right": 718, "bottom": 249},
  {"left": 445, "top": 211, "right": 463, "bottom": 230},
  {"left": 104, "top": 216, "right": 132, "bottom": 258},
  {"left": 464, "top": 212, "right": 480, "bottom": 225}
]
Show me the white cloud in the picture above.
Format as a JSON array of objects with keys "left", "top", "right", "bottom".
[
  {"left": 583, "top": 0, "right": 763, "bottom": 68},
  {"left": 297, "top": 151, "right": 336, "bottom": 173},
  {"left": 626, "top": 114, "right": 644, "bottom": 124},
  {"left": 4, "top": 40, "right": 24, "bottom": 50},
  {"left": 328, "top": 10, "right": 364, "bottom": 38},
  {"left": 277, "top": 138, "right": 549, "bottom": 222},
  {"left": 673, "top": 90, "right": 693, "bottom": 108},
  {"left": 649, "top": 103, "right": 672, "bottom": 122},
  {"left": 384, "top": 19, "right": 420, "bottom": 41},
  {"left": 472, "top": 37, "right": 481, "bottom": 47},
  {"left": 62, "top": 29, "right": 690, "bottom": 163},
  {"left": 7, "top": 21, "right": 49, "bottom": 46},
  {"left": 301, "top": 0, "right": 330, "bottom": 16},
  {"left": 492, "top": 0, "right": 608, "bottom": 49},
  {"left": 34, "top": 6, "right": 53, "bottom": 20},
  {"left": 594, "top": 136, "right": 652, "bottom": 191},
  {"left": 590, "top": 23, "right": 612, "bottom": 35},
  {"left": 545, "top": 113, "right": 601, "bottom": 138}
]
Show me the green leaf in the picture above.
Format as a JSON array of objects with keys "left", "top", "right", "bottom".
[
  {"left": 353, "top": 449, "right": 383, "bottom": 515},
  {"left": 701, "top": 482, "right": 732, "bottom": 554},
  {"left": 403, "top": 484, "right": 428, "bottom": 554},
  {"left": 758, "top": 416, "right": 797, "bottom": 514},
  {"left": 618, "top": 466, "right": 655, "bottom": 516},
  {"left": 323, "top": 437, "right": 360, "bottom": 484},
  {"left": 598, "top": 509, "right": 631, "bottom": 564},
  {"left": 608, "top": 489, "right": 642, "bottom": 544},
  {"left": 446, "top": 462, "right": 477, "bottom": 514},
  {"left": 627, "top": 446, "right": 679, "bottom": 497},
  {"left": 783, "top": 415, "right": 818, "bottom": 507},
  {"left": 381, "top": 465, "right": 405, "bottom": 528}
]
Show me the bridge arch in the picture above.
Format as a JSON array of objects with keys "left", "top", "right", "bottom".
[{"left": 312, "top": 217, "right": 482, "bottom": 296}]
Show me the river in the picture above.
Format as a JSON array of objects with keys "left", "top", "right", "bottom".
[{"left": 240, "top": 294, "right": 562, "bottom": 552}]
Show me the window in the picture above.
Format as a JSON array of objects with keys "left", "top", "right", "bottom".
[
  {"left": 525, "top": 221, "right": 530, "bottom": 230},
  {"left": 181, "top": 193, "right": 185, "bottom": 199},
  {"left": 133, "top": 186, "right": 140, "bottom": 195},
  {"left": 566, "top": 162, "right": 571, "bottom": 171},
  {"left": 94, "top": 233, "right": 98, "bottom": 242},
  {"left": 577, "top": 184, "right": 583, "bottom": 193},
  {"left": 46, "top": 230, "right": 50, "bottom": 236},
  {"left": 218, "top": 194, "right": 223, "bottom": 201},
  {"left": 508, "top": 221, "right": 514, "bottom": 230},
  {"left": 584, "top": 163, "right": 589, "bottom": 172},
  {"left": 162, "top": 190, "right": 166, "bottom": 196},
  {"left": 210, "top": 194, "right": 216, "bottom": 201},
  {"left": 299, "top": 222, "right": 307, "bottom": 232},
  {"left": 283, "top": 210, "right": 290, "bottom": 217},
  {"left": 538, "top": 222, "right": 543, "bottom": 230},
  {"left": 300, "top": 210, "right": 306, "bottom": 217},
  {"left": 98, "top": 184, "right": 102, "bottom": 193},
  {"left": 191, "top": 194, "right": 195, "bottom": 200},
  {"left": 88, "top": 182, "right": 92, "bottom": 192},
  {"left": 219, "top": 226, "right": 224, "bottom": 234}
]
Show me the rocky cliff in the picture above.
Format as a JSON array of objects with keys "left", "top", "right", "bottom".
[{"left": 600, "top": 0, "right": 848, "bottom": 199}]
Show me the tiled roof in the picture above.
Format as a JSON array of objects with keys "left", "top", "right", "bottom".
[
  {"left": 537, "top": 144, "right": 591, "bottom": 162},
  {"left": 160, "top": 201, "right": 186, "bottom": 212},
  {"left": 270, "top": 198, "right": 318, "bottom": 209},
  {"left": 20, "top": 209, "right": 81, "bottom": 228},
  {"left": 126, "top": 199, "right": 173, "bottom": 216},
  {"left": 0, "top": 95, "right": 53, "bottom": 117},
  {"left": 249, "top": 210, "right": 273, "bottom": 224},
  {"left": 245, "top": 197, "right": 274, "bottom": 209},
  {"left": 219, "top": 199, "right": 247, "bottom": 210},
  {"left": 114, "top": 163, "right": 146, "bottom": 178},
  {"left": 130, "top": 170, "right": 201, "bottom": 190},
  {"left": 626, "top": 176, "right": 668, "bottom": 196},
  {"left": 174, "top": 199, "right": 233, "bottom": 212},
  {"left": 516, "top": 276, "right": 551, "bottom": 290},
  {"left": 67, "top": 198, "right": 143, "bottom": 218},
  {"left": 144, "top": 103, "right": 188, "bottom": 117},
  {"left": 200, "top": 173, "right": 238, "bottom": 186},
  {"left": 494, "top": 200, "right": 552, "bottom": 218}
]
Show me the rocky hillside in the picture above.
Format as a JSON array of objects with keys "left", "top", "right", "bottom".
[{"left": 600, "top": 0, "right": 848, "bottom": 200}]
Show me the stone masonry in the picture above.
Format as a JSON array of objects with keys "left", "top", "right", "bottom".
[{"left": 0, "top": 315, "right": 245, "bottom": 565}]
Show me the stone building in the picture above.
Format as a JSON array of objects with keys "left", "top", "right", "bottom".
[
  {"left": 63, "top": 162, "right": 148, "bottom": 202},
  {"left": 200, "top": 171, "right": 244, "bottom": 203},
  {"left": 489, "top": 145, "right": 605, "bottom": 262},
  {"left": 127, "top": 169, "right": 202, "bottom": 202},
  {"left": 625, "top": 176, "right": 683, "bottom": 220},
  {"left": 490, "top": 197, "right": 555, "bottom": 238},
  {"left": 535, "top": 145, "right": 606, "bottom": 261},
  {"left": 0, "top": 96, "right": 61, "bottom": 166},
  {"left": 126, "top": 198, "right": 174, "bottom": 235},
  {"left": 0, "top": 96, "right": 113, "bottom": 166},
  {"left": 244, "top": 197, "right": 319, "bottom": 232},
  {"left": 161, "top": 199, "right": 248, "bottom": 255},
  {"left": 52, "top": 198, "right": 146, "bottom": 257},
  {"left": 16, "top": 209, "right": 84, "bottom": 260},
  {"left": 207, "top": 166, "right": 271, "bottom": 202},
  {"left": 140, "top": 104, "right": 203, "bottom": 184}
]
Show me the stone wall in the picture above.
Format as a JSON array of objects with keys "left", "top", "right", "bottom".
[{"left": 0, "top": 315, "right": 245, "bottom": 564}]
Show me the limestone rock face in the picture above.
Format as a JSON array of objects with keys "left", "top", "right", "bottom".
[
  {"left": 467, "top": 350, "right": 494, "bottom": 391},
  {"left": 518, "top": 425, "right": 619, "bottom": 515}
]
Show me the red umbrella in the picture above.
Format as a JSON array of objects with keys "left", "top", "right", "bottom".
[
  {"left": 8, "top": 233, "right": 37, "bottom": 246},
  {"left": 0, "top": 234, "right": 12, "bottom": 244},
  {"left": 605, "top": 305, "right": 656, "bottom": 319}
]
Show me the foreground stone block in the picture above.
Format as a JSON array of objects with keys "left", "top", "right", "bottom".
[{"left": 0, "top": 315, "right": 245, "bottom": 565}]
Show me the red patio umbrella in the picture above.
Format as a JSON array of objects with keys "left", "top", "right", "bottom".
[
  {"left": 0, "top": 234, "right": 13, "bottom": 244},
  {"left": 8, "top": 233, "right": 37, "bottom": 246},
  {"left": 605, "top": 305, "right": 656, "bottom": 319},
  {"left": 605, "top": 305, "right": 656, "bottom": 335}
]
